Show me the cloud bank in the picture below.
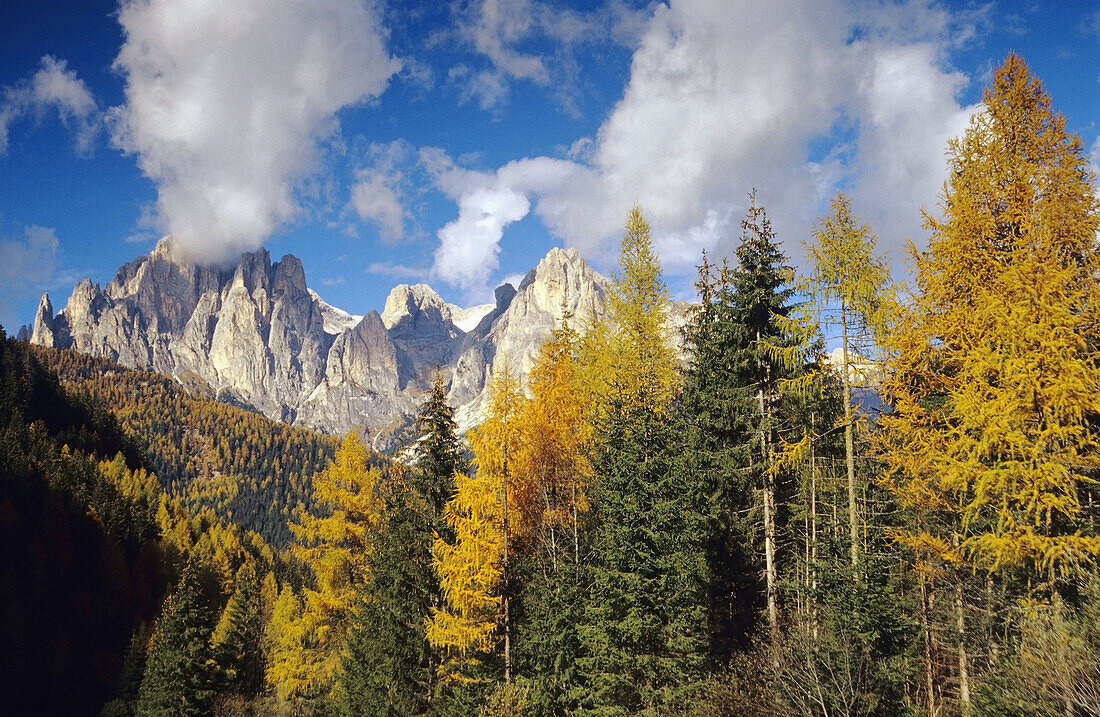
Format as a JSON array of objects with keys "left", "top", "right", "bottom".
[
  {"left": 0, "top": 226, "right": 60, "bottom": 331},
  {"left": 429, "top": 0, "right": 981, "bottom": 295},
  {"left": 0, "top": 56, "right": 100, "bottom": 155},
  {"left": 447, "top": 0, "right": 648, "bottom": 112},
  {"left": 110, "top": 0, "right": 401, "bottom": 266}
]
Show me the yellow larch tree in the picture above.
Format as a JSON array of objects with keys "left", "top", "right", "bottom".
[
  {"left": 877, "top": 53, "right": 1100, "bottom": 576},
  {"left": 426, "top": 366, "right": 523, "bottom": 683},
  {"left": 598, "top": 204, "right": 680, "bottom": 411},
  {"left": 801, "top": 193, "right": 893, "bottom": 574},
  {"left": 269, "top": 432, "right": 382, "bottom": 701},
  {"left": 514, "top": 313, "right": 593, "bottom": 565},
  {"left": 876, "top": 56, "right": 1100, "bottom": 713}
]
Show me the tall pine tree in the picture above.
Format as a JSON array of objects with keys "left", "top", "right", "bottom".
[
  {"left": 136, "top": 559, "right": 215, "bottom": 717},
  {"left": 677, "top": 252, "right": 764, "bottom": 659},
  {"left": 729, "top": 192, "right": 802, "bottom": 642}
]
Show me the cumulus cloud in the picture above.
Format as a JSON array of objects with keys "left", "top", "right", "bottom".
[
  {"left": 448, "top": 0, "right": 648, "bottom": 111},
  {"left": 110, "top": 0, "right": 401, "bottom": 266},
  {"left": 429, "top": 0, "right": 982, "bottom": 293},
  {"left": 0, "top": 56, "right": 100, "bottom": 155},
  {"left": 351, "top": 141, "right": 413, "bottom": 242},
  {"left": 423, "top": 148, "right": 592, "bottom": 294},
  {"left": 0, "top": 226, "right": 60, "bottom": 331}
]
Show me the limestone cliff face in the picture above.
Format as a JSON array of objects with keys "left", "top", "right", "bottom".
[
  {"left": 30, "top": 239, "right": 646, "bottom": 449},
  {"left": 450, "top": 247, "right": 610, "bottom": 427}
]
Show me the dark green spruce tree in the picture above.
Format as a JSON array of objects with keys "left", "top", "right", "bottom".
[
  {"left": 136, "top": 558, "right": 215, "bottom": 717},
  {"left": 336, "top": 372, "right": 467, "bottom": 716},
  {"left": 676, "top": 251, "right": 764, "bottom": 660},
  {"left": 575, "top": 207, "right": 709, "bottom": 714},
  {"left": 213, "top": 561, "right": 264, "bottom": 700},
  {"left": 576, "top": 388, "right": 709, "bottom": 715},
  {"left": 727, "top": 193, "right": 804, "bottom": 644}
]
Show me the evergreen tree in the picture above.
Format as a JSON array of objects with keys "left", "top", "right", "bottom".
[
  {"left": 414, "top": 372, "right": 468, "bottom": 526},
  {"left": 729, "top": 192, "right": 802, "bottom": 642},
  {"left": 213, "top": 561, "right": 264, "bottom": 698},
  {"left": 576, "top": 207, "right": 708, "bottom": 714},
  {"left": 677, "top": 252, "right": 763, "bottom": 659},
  {"left": 336, "top": 470, "right": 437, "bottom": 716},
  {"left": 577, "top": 392, "right": 708, "bottom": 715},
  {"left": 336, "top": 374, "right": 467, "bottom": 715},
  {"left": 136, "top": 559, "right": 215, "bottom": 717}
]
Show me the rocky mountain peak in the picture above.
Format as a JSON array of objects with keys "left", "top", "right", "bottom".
[
  {"left": 381, "top": 283, "right": 452, "bottom": 331},
  {"left": 273, "top": 255, "right": 308, "bottom": 299},
  {"left": 29, "top": 243, "right": 650, "bottom": 450},
  {"left": 30, "top": 293, "right": 58, "bottom": 347},
  {"left": 150, "top": 235, "right": 181, "bottom": 260}
]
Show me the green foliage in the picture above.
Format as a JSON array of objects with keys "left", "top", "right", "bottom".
[
  {"left": 677, "top": 252, "right": 766, "bottom": 658},
  {"left": 577, "top": 393, "right": 709, "bottom": 715},
  {"left": 335, "top": 376, "right": 465, "bottom": 715},
  {"left": 414, "top": 372, "right": 469, "bottom": 525},
  {"left": 0, "top": 336, "right": 168, "bottom": 714},
  {"left": 768, "top": 555, "right": 916, "bottom": 717},
  {"left": 213, "top": 561, "right": 265, "bottom": 698},
  {"left": 136, "top": 558, "right": 216, "bottom": 716}
]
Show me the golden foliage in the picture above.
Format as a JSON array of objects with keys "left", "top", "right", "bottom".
[
  {"left": 425, "top": 368, "right": 521, "bottom": 680},
  {"left": 877, "top": 54, "right": 1100, "bottom": 576},
  {"left": 513, "top": 316, "right": 593, "bottom": 545},
  {"left": 598, "top": 205, "right": 680, "bottom": 411},
  {"left": 274, "top": 433, "right": 382, "bottom": 698}
]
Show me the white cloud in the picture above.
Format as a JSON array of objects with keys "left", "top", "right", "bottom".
[
  {"left": 110, "top": 0, "right": 402, "bottom": 266},
  {"left": 447, "top": 0, "right": 648, "bottom": 111},
  {"left": 429, "top": 0, "right": 983, "bottom": 292},
  {"left": 0, "top": 56, "right": 99, "bottom": 155},
  {"left": 364, "top": 261, "right": 426, "bottom": 281},
  {"left": 0, "top": 226, "right": 60, "bottom": 331},
  {"left": 350, "top": 140, "right": 413, "bottom": 242},
  {"left": 423, "top": 149, "right": 591, "bottom": 296}
]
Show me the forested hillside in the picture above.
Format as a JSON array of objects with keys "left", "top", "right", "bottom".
[
  {"left": 32, "top": 346, "right": 354, "bottom": 546},
  {"left": 0, "top": 331, "right": 165, "bottom": 714}
]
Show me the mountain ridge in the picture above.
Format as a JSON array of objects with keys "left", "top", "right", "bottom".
[{"left": 31, "top": 240, "right": 621, "bottom": 449}]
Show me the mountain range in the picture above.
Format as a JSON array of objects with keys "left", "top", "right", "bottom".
[{"left": 29, "top": 238, "right": 683, "bottom": 449}]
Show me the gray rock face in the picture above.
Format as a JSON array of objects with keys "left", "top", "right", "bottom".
[{"left": 30, "top": 238, "right": 644, "bottom": 449}]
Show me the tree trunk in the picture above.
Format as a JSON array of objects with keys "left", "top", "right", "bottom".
[
  {"left": 756, "top": 330, "right": 779, "bottom": 644},
  {"left": 810, "top": 414, "right": 818, "bottom": 640},
  {"left": 841, "top": 305, "right": 859, "bottom": 578},
  {"left": 955, "top": 574, "right": 970, "bottom": 714},
  {"left": 919, "top": 570, "right": 936, "bottom": 717},
  {"left": 763, "top": 479, "right": 778, "bottom": 643}
]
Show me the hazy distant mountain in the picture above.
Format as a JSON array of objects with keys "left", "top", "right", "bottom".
[{"left": 31, "top": 237, "right": 629, "bottom": 450}]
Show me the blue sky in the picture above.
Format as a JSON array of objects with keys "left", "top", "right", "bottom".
[{"left": 0, "top": 0, "right": 1098, "bottom": 332}]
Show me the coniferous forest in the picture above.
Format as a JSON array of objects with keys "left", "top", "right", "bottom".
[{"left": 3, "top": 55, "right": 1100, "bottom": 716}]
